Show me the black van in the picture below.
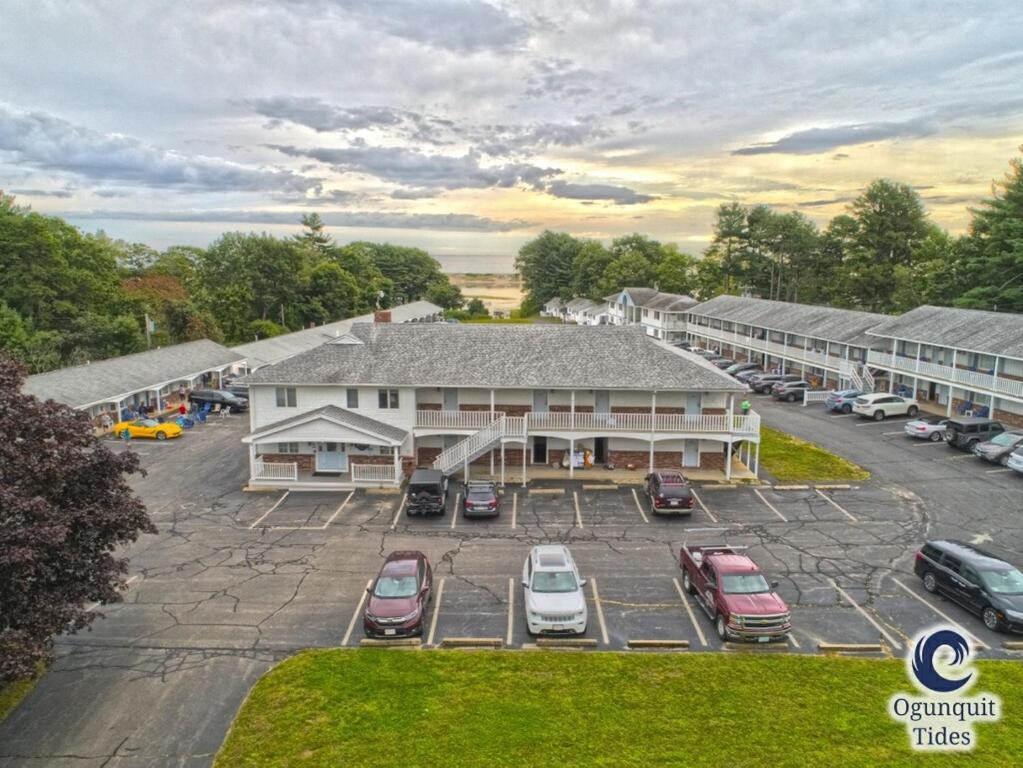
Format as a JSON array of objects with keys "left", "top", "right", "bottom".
[
  {"left": 914, "top": 540, "right": 1023, "bottom": 633},
  {"left": 944, "top": 416, "right": 1005, "bottom": 450},
  {"left": 406, "top": 469, "right": 448, "bottom": 516}
]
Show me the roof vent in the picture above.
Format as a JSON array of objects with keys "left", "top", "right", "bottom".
[{"left": 328, "top": 333, "right": 364, "bottom": 345}]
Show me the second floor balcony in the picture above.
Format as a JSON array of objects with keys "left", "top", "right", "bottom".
[{"left": 866, "top": 350, "right": 1023, "bottom": 400}]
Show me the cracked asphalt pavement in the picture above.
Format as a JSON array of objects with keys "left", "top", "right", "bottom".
[{"left": 2, "top": 404, "right": 1021, "bottom": 766}]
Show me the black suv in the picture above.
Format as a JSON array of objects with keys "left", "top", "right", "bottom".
[
  {"left": 406, "top": 469, "right": 448, "bottom": 516},
  {"left": 188, "top": 389, "right": 248, "bottom": 413},
  {"left": 915, "top": 540, "right": 1023, "bottom": 633},
  {"left": 463, "top": 480, "right": 500, "bottom": 518},
  {"left": 644, "top": 471, "right": 694, "bottom": 515},
  {"left": 944, "top": 417, "right": 1005, "bottom": 451}
]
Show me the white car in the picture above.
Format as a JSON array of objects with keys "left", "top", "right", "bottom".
[
  {"left": 903, "top": 416, "right": 949, "bottom": 441},
  {"left": 522, "top": 545, "right": 587, "bottom": 636},
  {"left": 1006, "top": 447, "right": 1023, "bottom": 476},
  {"left": 852, "top": 392, "right": 920, "bottom": 421}
]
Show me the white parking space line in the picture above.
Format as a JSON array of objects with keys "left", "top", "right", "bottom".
[
  {"left": 427, "top": 578, "right": 446, "bottom": 647},
  {"left": 829, "top": 413, "right": 857, "bottom": 418},
  {"left": 752, "top": 488, "right": 787, "bottom": 522},
  {"left": 390, "top": 494, "right": 406, "bottom": 530},
  {"left": 589, "top": 578, "right": 609, "bottom": 645},
  {"left": 450, "top": 493, "right": 461, "bottom": 529},
  {"left": 827, "top": 577, "right": 901, "bottom": 650},
  {"left": 341, "top": 578, "right": 373, "bottom": 646},
  {"left": 786, "top": 632, "right": 801, "bottom": 649},
  {"left": 672, "top": 577, "right": 708, "bottom": 647},
  {"left": 249, "top": 491, "right": 289, "bottom": 529},
  {"left": 943, "top": 454, "right": 975, "bottom": 461},
  {"left": 890, "top": 577, "right": 987, "bottom": 650},
  {"left": 855, "top": 418, "right": 913, "bottom": 427},
  {"left": 912, "top": 440, "right": 947, "bottom": 447},
  {"left": 815, "top": 488, "right": 857, "bottom": 522},
  {"left": 506, "top": 577, "right": 515, "bottom": 646},
  {"left": 320, "top": 491, "right": 354, "bottom": 528},
  {"left": 985, "top": 468, "right": 1012, "bottom": 474},
  {"left": 86, "top": 574, "right": 142, "bottom": 612},
  {"left": 510, "top": 492, "right": 517, "bottom": 529},
  {"left": 630, "top": 488, "right": 650, "bottom": 524},
  {"left": 573, "top": 491, "right": 583, "bottom": 529},
  {"left": 689, "top": 489, "right": 718, "bottom": 523}
]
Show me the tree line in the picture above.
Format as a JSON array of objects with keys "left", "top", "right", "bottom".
[
  {"left": 0, "top": 207, "right": 466, "bottom": 373},
  {"left": 517, "top": 149, "right": 1023, "bottom": 316}
]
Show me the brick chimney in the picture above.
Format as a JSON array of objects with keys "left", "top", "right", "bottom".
[{"left": 374, "top": 309, "right": 392, "bottom": 324}]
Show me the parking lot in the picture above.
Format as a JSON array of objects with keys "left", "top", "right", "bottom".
[{"left": 3, "top": 407, "right": 1022, "bottom": 766}]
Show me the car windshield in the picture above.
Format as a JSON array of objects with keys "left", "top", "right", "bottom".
[
  {"left": 989, "top": 433, "right": 1021, "bottom": 447},
  {"left": 721, "top": 573, "right": 771, "bottom": 594},
  {"left": 374, "top": 574, "right": 418, "bottom": 598},
  {"left": 467, "top": 490, "right": 494, "bottom": 502},
  {"left": 531, "top": 570, "right": 578, "bottom": 593},
  {"left": 138, "top": 419, "right": 159, "bottom": 427},
  {"left": 979, "top": 568, "right": 1023, "bottom": 595}
]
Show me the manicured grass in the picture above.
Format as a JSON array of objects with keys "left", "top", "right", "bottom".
[
  {"left": 0, "top": 667, "right": 43, "bottom": 722},
  {"left": 216, "top": 650, "right": 1022, "bottom": 767},
  {"left": 759, "top": 424, "right": 870, "bottom": 482}
]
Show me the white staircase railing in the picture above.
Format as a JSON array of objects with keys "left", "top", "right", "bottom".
[
  {"left": 861, "top": 365, "right": 875, "bottom": 392},
  {"left": 433, "top": 415, "right": 507, "bottom": 475}
]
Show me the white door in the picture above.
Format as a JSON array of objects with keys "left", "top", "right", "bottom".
[{"left": 316, "top": 442, "right": 348, "bottom": 473}]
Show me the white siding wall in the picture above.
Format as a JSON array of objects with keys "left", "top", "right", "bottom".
[{"left": 250, "top": 384, "right": 416, "bottom": 433}]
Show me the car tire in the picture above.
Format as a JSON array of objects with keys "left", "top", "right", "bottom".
[
  {"left": 873, "top": 410, "right": 885, "bottom": 421},
  {"left": 715, "top": 613, "right": 728, "bottom": 641},
  {"left": 1000, "top": 454, "right": 1010, "bottom": 467},
  {"left": 155, "top": 431, "right": 167, "bottom": 440},
  {"left": 929, "top": 431, "right": 943, "bottom": 442},
  {"left": 907, "top": 406, "right": 919, "bottom": 417},
  {"left": 841, "top": 403, "right": 852, "bottom": 414},
  {"left": 982, "top": 607, "right": 1001, "bottom": 632},
  {"left": 786, "top": 393, "right": 796, "bottom": 402},
  {"left": 683, "top": 570, "right": 695, "bottom": 594},
  {"left": 922, "top": 572, "right": 938, "bottom": 593}
]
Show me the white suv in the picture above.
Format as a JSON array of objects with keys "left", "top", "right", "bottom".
[
  {"left": 522, "top": 545, "right": 587, "bottom": 636},
  {"left": 852, "top": 392, "right": 920, "bottom": 421}
]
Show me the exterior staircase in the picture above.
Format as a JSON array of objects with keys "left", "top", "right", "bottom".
[{"left": 433, "top": 415, "right": 526, "bottom": 475}]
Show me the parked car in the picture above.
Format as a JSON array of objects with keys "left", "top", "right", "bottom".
[
  {"left": 973, "top": 431, "right": 1023, "bottom": 465},
  {"left": 944, "top": 417, "right": 1006, "bottom": 451},
  {"left": 914, "top": 540, "right": 1023, "bottom": 633},
  {"left": 824, "top": 389, "right": 863, "bottom": 414},
  {"left": 851, "top": 392, "right": 919, "bottom": 421},
  {"left": 522, "top": 545, "right": 587, "bottom": 636},
  {"left": 1007, "top": 448, "right": 1023, "bottom": 476},
  {"left": 772, "top": 380, "right": 811, "bottom": 402},
  {"left": 679, "top": 545, "right": 791, "bottom": 642},
  {"left": 644, "top": 470, "right": 694, "bottom": 515},
  {"left": 113, "top": 418, "right": 183, "bottom": 441},
  {"left": 735, "top": 368, "right": 764, "bottom": 383},
  {"left": 724, "top": 362, "right": 760, "bottom": 376},
  {"left": 711, "top": 358, "right": 735, "bottom": 370},
  {"left": 188, "top": 389, "right": 248, "bottom": 413},
  {"left": 364, "top": 550, "right": 432, "bottom": 638},
  {"left": 224, "top": 383, "right": 249, "bottom": 399},
  {"left": 406, "top": 469, "right": 448, "bottom": 516},
  {"left": 748, "top": 374, "right": 800, "bottom": 394},
  {"left": 903, "top": 415, "right": 949, "bottom": 442},
  {"left": 463, "top": 480, "right": 500, "bottom": 518}
]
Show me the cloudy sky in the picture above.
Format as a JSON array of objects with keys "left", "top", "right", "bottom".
[{"left": 2, "top": 1, "right": 1022, "bottom": 269}]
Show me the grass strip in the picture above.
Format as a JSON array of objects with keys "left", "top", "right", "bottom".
[{"left": 759, "top": 424, "right": 870, "bottom": 482}]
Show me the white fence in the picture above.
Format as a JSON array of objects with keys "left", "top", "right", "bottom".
[
  {"left": 415, "top": 410, "right": 502, "bottom": 429},
  {"left": 802, "top": 390, "right": 834, "bottom": 406},
  {"left": 866, "top": 351, "right": 1023, "bottom": 399},
  {"left": 254, "top": 459, "right": 297, "bottom": 481},
  {"left": 525, "top": 411, "right": 759, "bottom": 435},
  {"left": 351, "top": 463, "right": 401, "bottom": 484}
]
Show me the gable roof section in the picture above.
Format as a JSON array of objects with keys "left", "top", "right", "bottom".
[
  {"left": 242, "top": 322, "right": 745, "bottom": 392},
  {"left": 644, "top": 293, "right": 698, "bottom": 312},
  {"left": 243, "top": 404, "right": 408, "bottom": 444},
  {"left": 231, "top": 300, "right": 441, "bottom": 369},
  {"left": 22, "top": 339, "right": 243, "bottom": 408},
  {"left": 621, "top": 287, "right": 659, "bottom": 305},
  {"left": 690, "top": 295, "right": 887, "bottom": 346},
  {"left": 867, "top": 305, "right": 1023, "bottom": 360}
]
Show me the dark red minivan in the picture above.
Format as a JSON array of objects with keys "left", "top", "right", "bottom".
[{"left": 364, "top": 551, "right": 432, "bottom": 638}]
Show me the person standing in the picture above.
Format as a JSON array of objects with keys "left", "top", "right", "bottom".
[{"left": 741, "top": 398, "right": 751, "bottom": 415}]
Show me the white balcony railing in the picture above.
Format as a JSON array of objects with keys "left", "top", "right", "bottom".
[
  {"left": 866, "top": 351, "right": 1023, "bottom": 400},
  {"left": 254, "top": 459, "right": 297, "bottom": 481},
  {"left": 415, "top": 410, "right": 503, "bottom": 429},
  {"left": 525, "top": 411, "right": 759, "bottom": 436},
  {"left": 351, "top": 463, "right": 402, "bottom": 484},
  {"left": 686, "top": 323, "right": 846, "bottom": 371}
]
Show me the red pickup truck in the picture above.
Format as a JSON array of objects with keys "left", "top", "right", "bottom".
[{"left": 679, "top": 545, "right": 792, "bottom": 642}]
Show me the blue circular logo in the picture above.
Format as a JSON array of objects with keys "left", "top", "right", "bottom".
[{"left": 911, "top": 628, "right": 973, "bottom": 693}]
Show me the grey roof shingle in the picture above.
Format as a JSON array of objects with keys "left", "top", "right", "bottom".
[
  {"left": 241, "top": 323, "right": 745, "bottom": 392},
  {"left": 689, "top": 295, "right": 887, "bottom": 347},
  {"left": 564, "top": 298, "right": 597, "bottom": 312},
  {"left": 22, "top": 340, "right": 243, "bottom": 408},
  {"left": 867, "top": 305, "right": 1023, "bottom": 359},
  {"left": 231, "top": 300, "right": 442, "bottom": 369},
  {"left": 247, "top": 404, "right": 408, "bottom": 443},
  {"left": 644, "top": 293, "right": 698, "bottom": 312}
]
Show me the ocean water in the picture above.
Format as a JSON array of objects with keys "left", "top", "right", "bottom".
[{"left": 435, "top": 253, "right": 517, "bottom": 274}]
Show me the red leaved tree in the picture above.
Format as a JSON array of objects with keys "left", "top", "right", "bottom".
[{"left": 0, "top": 355, "right": 155, "bottom": 681}]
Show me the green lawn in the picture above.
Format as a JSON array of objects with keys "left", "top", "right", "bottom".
[
  {"left": 216, "top": 650, "right": 1022, "bottom": 767},
  {"left": 758, "top": 424, "right": 870, "bottom": 483}
]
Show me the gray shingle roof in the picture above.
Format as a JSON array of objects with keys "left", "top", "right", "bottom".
[
  {"left": 22, "top": 340, "right": 243, "bottom": 408},
  {"left": 564, "top": 298, "right": 597, "bottom": 312},
  {"left": 621, "top": 287, "right": 660, "bottom": 305},
  {"left": 543, "top": 297, "right": 564, "bottom": 309},
  {"left": 867, "top": 305, "right": 1023, "bottom": 360},
  {"left": 246, "top": 404, "right": 408, "bottom": 443},
  {"left": 231, "top": 300, "right": 442, "bottom": 369},
  {"left": 644, "top": 293, "right": 698, "bottom": 312},
  {"left": 689, "top": 295, "right": 887, "bottom": 347},
  {"left": 241, "top": 323, "right": 745, "bottom": 391}
]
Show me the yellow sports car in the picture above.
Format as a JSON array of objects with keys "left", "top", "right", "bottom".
[{"left": 113, "top": 418, "right": 183, "bottom": 441}]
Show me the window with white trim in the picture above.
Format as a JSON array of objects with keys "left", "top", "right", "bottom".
[
  {"left": 378, "top": 389, "right": 400, "bottom": 409},
  {"left": 275, "top": 387, "right": 297, "bottom": 407},
  {"left": 346, "top": 388, "right": 359, "bottom": 408},
  {"left": 277, "top": 442, "right": 300, "bottom": 454}
]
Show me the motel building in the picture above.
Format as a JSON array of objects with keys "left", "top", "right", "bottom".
[
  {"left": 238, "top": 321, "right": 760, "bottom": 490},
  {"left": 605, "top": 287, "right": 698, "bottom": 345}
]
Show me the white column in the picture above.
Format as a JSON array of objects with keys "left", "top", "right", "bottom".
[
  {"left": 464, "top": 455, "right": 469, "bottom": 482},
  {"left": 992, "top": 356, "right": 1001, "bottom": 407},
  {"left": 249, "top": 443, "right": 257, "bottom": 481},
  {"left": 648, "top": 391, "right": 656, "bottom": 473},
  {"left": 490, "top": 388, "right": 495, "bottom": 418},
  {"left": 754, "top": 441, "right": 760, "bottom": 478},
  {"left": 501, "top": 442, "right": 506, "bottom": 487},
  {"left": 725, "top": 440, "right": 733, "bottom": 481},
  {"left": 569, "top": 437, "right": 575, "bottom": 478},
  {"left": 570, "top": 390, "right": 575, "bottom": 429},
  {"left": 522, "top": 441, "right": 527, "bottom": 487},
  {"left": 393, "top": 446, "right": 400, "bottom": 483}
]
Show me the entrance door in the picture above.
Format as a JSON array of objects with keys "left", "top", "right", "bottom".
[
  {"left": 685, "top": 393, "right": 701, "bottom": 415},
  {"left": 682, "top": 439, "right": 700, "bottom": 468},
  {"left": 533, "top": 390, "right": 548, "bottom": 413},
  {"left": 443, "top": 388, "right": 458, "bottom": 411},
  {"left": 594, "top": 390, "right": 610, "bottom": 413},
  {"left": 533, "top": 436, "right": 547, "bottom": 464},
  {"left": 316, "top": 442, "right": 348, "bottom": 473},
  {"left": 594, "top": 437, "right": 607, "bottom": 464}
]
